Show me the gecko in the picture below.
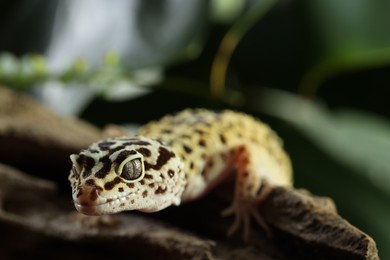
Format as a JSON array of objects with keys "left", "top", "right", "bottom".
[{"left": 68, "top": 109, "right": 293, "bottom": 239}]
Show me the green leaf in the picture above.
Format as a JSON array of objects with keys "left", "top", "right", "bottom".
[
  {"left": 256, "top": 87, "right": 390, "bottom": 196},
  {"left": 300, "top": 0, "right": 390, "bottom": 95},
  {"left": 248, "top": 87, "right": 390, "bottom": 258}
]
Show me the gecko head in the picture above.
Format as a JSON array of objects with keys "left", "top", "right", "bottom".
[{"left": 68, "top": 136, "right": 186, "bottom": 215}]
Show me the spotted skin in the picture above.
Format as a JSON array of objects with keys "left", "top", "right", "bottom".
[{"left": 69, "top": 109, "right": 293, "bottom": 239}]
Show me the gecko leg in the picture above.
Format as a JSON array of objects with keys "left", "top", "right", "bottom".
[{"left": 221, "top": 145, "right": 273, "bottom": 240}]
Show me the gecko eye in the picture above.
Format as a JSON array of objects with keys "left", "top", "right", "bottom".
[
  {"left": 117, "top": 153, "right": 145, "bottom": 182},
  {"left": 121, "top": 159, "right": 142, "bottom": 180}
]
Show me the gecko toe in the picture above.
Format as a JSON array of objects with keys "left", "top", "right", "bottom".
[{"left": 221, "top": 201, "right": 272, "bottom": 240}]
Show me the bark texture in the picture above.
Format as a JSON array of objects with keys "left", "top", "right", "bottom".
[{"left": 0, "top": 86, "right": 379, "bottom": 259}]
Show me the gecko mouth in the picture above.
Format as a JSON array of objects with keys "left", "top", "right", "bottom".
[
  {"left": 74, "top": 192, "right": 135, "bottom": 215},
  {"left": 74, "top": 201, "right": 102, "bottom": 215}
]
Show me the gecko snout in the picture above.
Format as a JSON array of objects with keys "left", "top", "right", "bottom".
[{"left": 74, "top": 185, "right": 104, "bottom": 215}]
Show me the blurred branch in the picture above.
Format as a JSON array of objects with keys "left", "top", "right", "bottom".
[
  {"left": 299, "top": 47, "right": 390, "bottom": 97},
  {"left": 210, "top": 0, "right": 278, "bottom": 99}
]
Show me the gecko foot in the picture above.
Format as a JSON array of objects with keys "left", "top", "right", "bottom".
[{"left": 221, "top": 183, "right": 273, "bottom": 240}]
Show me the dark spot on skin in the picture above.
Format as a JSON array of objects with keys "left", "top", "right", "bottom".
[
  {"left": 142, "top": 190, "right": 148, "bottom": 198},
  {"left": 127, "top": 183, "right": 134, "bottom": 188},
  {"left": 144, "top": 146, "right": 175, "bottom": 171},
  {"left": 137, "top": 147, "right": 151, "bottom": 157},
  {"left": 131, "top": 199, "right": 135, "bottom": 204},
  {"left": 104, "top": 177, "right": 121, "bottom": 190},
  {"left": 144, "top": 174, "right": 153, "bottom": 179},
  {"left": 251, "top": 137, "right": 259, "bottom": 144},
  {"left": 243, "top": 171, "right": 249, "bottom": 178},
  {"left": 237, "top": 146, "right": 245, "bottom": 153},
  {"left": 168, "top": 169, "right": 174, "bottom": 177},
  {"left": 207, "top": 159, "right": 214, "bottom": 168},
  {"left": 161, "top": 129, "right": 172, "bottom": 134},
  {"left": 183, "top": 145, "right": 192, "bottom": 154},
  {"left": 155, "top": 186, "right": 167, "bottom": 194},
  {"left": 82, "top": 169, "right": 92, "bottom": 179},
  {"left": 198, "top": 139, "right": 206, "bottom": 147},
  {"left": 201, "top": 159, "right": 214, "bottom": 179},
  {"left": 148, "top": 183, "right": 155, "bottom": 188},
  {"left": 86, "top": 179, "right": 95, "bottom": 186},
  {"left": 76, "top": 155, "right": 95, "bottom": 179},
  {"left": 219, "top": 133, "right": 226, "bottom": 144},
  {"left": 190, "top": 162, "right": 194, "bottom": 170},
  {"left": 118, "top": 187, "right": 124, "bottom": 192},
  {"left": 95, "top": 156, "right": 112, "bottom": 179},
  {"left": 109, "top": 145, "right": 126, "bottom": 154},
  {"left": 98, "top": 155, "right": 109, "bottom": 163},
  {"left": 71, "top": 166, "right": 78, "bottom": 177},
  {"left": 122, "top": 140, "right": 151, "bottom": 146},
  {"left": 88, "top": 148, "right": 99, "bottom": 153},
  {"left": 181, "top": 134, "right": 191, "bottom": 139},
  {"left": 140, "top": 180, "right": 145, "bottom": 185},
  {"left": 114, "top": 150, "right": 137, "bottom": 164},
  {"left": 98, "top": 141, "right": 116, "bottom": 151},
  {"left": 120, "top": 203, "right": 125, "bottom": 207},
  {"left": 156, "top": 139, "right": 165, "bottom": 145},
  {"left": 195, "top": 129, "right": 205, "bottom": 135}
]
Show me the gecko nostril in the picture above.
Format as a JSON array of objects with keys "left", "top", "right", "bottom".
[
  {"left": 76, "top": 185, "right": 102, "bottom": 204},
  {"left": 89, "top": 186, "right": 102, "bottom": 201}
]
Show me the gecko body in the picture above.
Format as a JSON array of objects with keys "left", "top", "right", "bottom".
[{"left": 69, "top": 109, "right": 292, "bottom": 238}]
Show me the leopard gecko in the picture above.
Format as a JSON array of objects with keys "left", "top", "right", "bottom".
[{"left": 69, "top": 109, "right": 293, "bottom": 239}]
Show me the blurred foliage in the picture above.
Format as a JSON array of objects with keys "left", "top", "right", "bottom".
[
  {"left": 246, "top": 87, "right": 390, "bottom": 255},
  {"left": 0, "top": 0, "right": 389, "bottom": 258},
  {"left": 210, "top": 0, "right": 277, "bottom": 97},
  {"left": 0, "top": 52, "right": 131, "bottom": 90},
  {"left": 300, "top": 0, "right": 390, "bottom": 96}
]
